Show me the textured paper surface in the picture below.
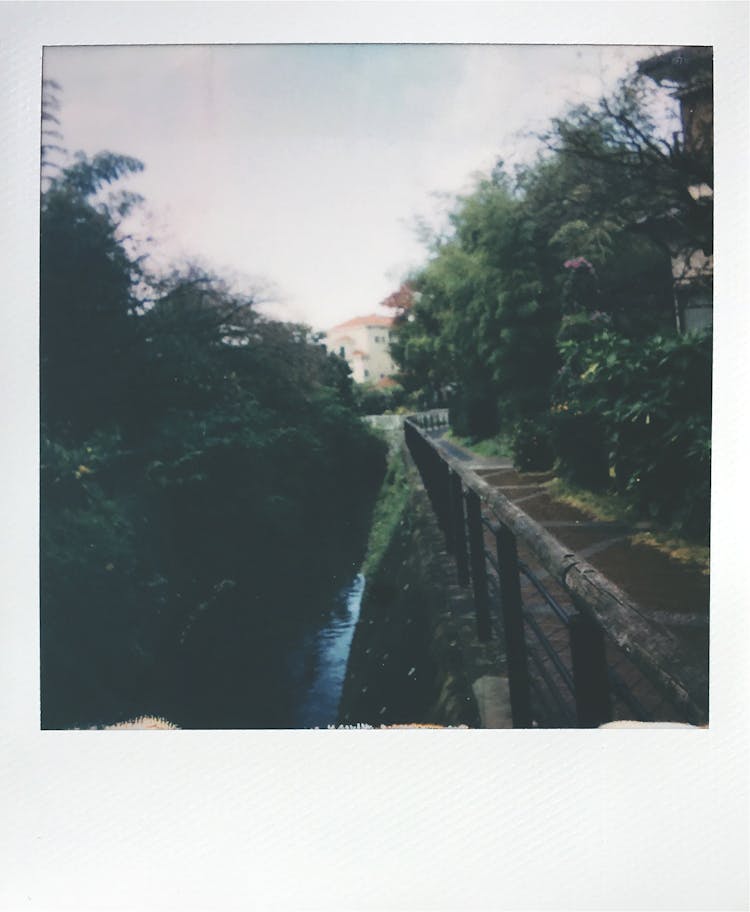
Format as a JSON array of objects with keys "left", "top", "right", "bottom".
[{"left": 1, "top": 3, "right": 748, "bottom": 909}]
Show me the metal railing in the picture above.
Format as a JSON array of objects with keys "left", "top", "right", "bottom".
[
  {"left": 409, "top": 408, "right": 450, "bottom": 431},
  {"left": 404, "top": 415, "right": 708, "bottom": 728}
]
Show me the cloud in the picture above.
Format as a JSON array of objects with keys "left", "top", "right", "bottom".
[{"left": 44, "top": 44, "right": 675, "bottom": 332}]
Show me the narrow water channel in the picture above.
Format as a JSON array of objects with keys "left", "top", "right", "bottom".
[
  {"left": 293, "top": 573, "right": 365, "bottom": 728},
  {"left": 159, "top": 493, "right": 378, "bottom": 730},
  {"left": 168, "top": 564, "right": 368, "bottom": 729}
]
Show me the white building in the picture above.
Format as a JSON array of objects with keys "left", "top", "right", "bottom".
[{"left": 324, "top": 313, "right": 396, "bottom": 384}]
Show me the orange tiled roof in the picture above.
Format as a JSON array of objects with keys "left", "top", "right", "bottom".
[{"left": 328, "top": 313, "right": 394, "bottom": 333}]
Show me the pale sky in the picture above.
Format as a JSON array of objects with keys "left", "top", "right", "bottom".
[{"left": 43, "top": 44, "right": 675, "bottom": 331}]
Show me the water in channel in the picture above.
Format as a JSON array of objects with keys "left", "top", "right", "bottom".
[
  {"left": 166, "top": 565, "right": 367, "bottom": 729},
  {"left": 145, "top": 474, "right": 380, "bottom": 730},
  {"left": 293, "top": 573, "right": 365, "bottom": 728}
]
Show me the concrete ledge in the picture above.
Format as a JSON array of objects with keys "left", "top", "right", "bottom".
[{"left": 472, "top": 676, "right": 513, "bottom": 729}]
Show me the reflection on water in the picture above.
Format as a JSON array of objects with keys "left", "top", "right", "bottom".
[
  {"left": 170, "top": 570, "right": 366, "bottom": 729},
  {"left": 294, "top": 574, "right": 365, "bottom": 728}
]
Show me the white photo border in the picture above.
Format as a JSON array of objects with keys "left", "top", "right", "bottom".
[{"left": 1, "top": 3, "right": 747, "bottom": 910}]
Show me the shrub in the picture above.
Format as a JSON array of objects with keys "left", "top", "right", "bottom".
[
  {"left": 357, "top": 382, "right": 407, "bottom": 416},
  {"left": 448, "top": 385, "right": 500, "bottom": 440},
  {"left": 511, "top": 417, "right": 555, "bottom": 472},
  {"left": 41, "top": 433, "right": 161, "bottom": 728},
  {"left": 556, "top": 310, "right": 612, "bottom": 344},
  {"left": 553, "top": 328, "right": 712, "bottom": 539},
  {"left": 551, "top": 411, "right": 611, "bottom": 490}
]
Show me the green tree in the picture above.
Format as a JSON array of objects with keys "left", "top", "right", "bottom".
[
  {"left": 41, "top": 154, "right": 387, "bottom": 729},
  {"left": 393, "top": 172, "right": 558, "bottom": 437},
  {"left": 394, "top": 67, "right": 707, "bottom": 441},
  {"left": 393, "top": 64, "right": 711, "bottom": 540},
  {"left": 539, "top": 74, "right": 711, "bottom": 252},
  {"left": 41, "top": 151, "right": 145, "bottom": 437}
]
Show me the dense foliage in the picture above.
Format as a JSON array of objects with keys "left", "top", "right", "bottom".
[
  {"left": 41, "top": 152, "right": 386, "bottom": 728},
  {"left": 354, "top": 380, "right": 409, "bottom": 416},
  {"left": 553, "top": 326, "right": 711, "bottom": 538},
  {"left": 390, "top": 68, "right": 711, "bottom": 539}
]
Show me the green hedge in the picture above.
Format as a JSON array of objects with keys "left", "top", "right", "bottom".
[
  {"left": 553, "top": 327, "right": 711, "bottom": 539},
  {"left": 510, "top": 416, "right": 555, "bottom": 472}
]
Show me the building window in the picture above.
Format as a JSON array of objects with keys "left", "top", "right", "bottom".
[
  {"left": 339, "top": 346, "right": 345, "bottom": 357},
  {"left": 364, "top": 369, "right": 370, "bottom": 378},
  {"left": 374, "top": 335, "right": 381, "bottom": 343}
]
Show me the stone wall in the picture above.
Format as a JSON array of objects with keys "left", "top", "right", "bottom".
[{"left": 338, "top": 445, "right": 508, "bottom": 728}]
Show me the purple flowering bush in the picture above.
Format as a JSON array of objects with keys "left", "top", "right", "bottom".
[
  {"left": 561, "top": 255, "right": 600, "bottom": 316},
  {"left": 563, "top": 256, "right": 595, "bottom": 272}
]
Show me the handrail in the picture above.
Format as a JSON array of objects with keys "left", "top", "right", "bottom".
[
  {"left": 408, "top": 408, "right": 450, "bottom": 430},
  {"left": 404, "top": 415, "right": 707, "bottom": 725}
]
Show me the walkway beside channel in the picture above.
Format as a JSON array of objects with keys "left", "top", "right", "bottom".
[
  {"left": 429, "top": 429, "right": 710, "bottom": 637},
  {"left": 406, "top": 414, "right": 708, "bottom": 728}
]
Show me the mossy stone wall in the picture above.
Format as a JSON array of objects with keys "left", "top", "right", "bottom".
[{"left": 338, "top": 447, "right": 480, "bottom": 727}]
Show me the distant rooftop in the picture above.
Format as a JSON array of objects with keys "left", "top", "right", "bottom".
[
  {"left": 637, "top": 46, "right": 712, "bottom": 93},
  {"left": 328, "top": 313, "right": 394, "bottom": 333}
]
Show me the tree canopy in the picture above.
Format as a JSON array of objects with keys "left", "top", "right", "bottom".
[
  {"left": 389, "top": 66, "right": 711, "bottom": 536},
  {"left": 41, "top": 150, "right": 387, "bottom": 729}
]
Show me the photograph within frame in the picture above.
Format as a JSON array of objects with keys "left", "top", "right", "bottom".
[{"left": 40, "top": 42, "right": 712, "bottom": 731}]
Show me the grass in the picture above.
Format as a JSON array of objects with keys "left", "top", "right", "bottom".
[
  {"left": 544, "top": 477, "right": 638, "bottom": 524},
  {"left": 444, "top": 430, "right": 512, "bottom": 459},
  {"left": 438, "top": 428, "right": 710, "bottom": 574},
  {"left": 630, "top": 532, "right": 710, "bottom": 575},
  {"left": 361, "top": 449, "right": 411, "bottom": 578},
  {"left": 544, "top": 478, "right": 710, "bottom": 574}
]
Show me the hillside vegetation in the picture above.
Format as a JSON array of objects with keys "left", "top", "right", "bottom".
[
  {"left": 41, "top": 151, "right": 386, "bottom": 728},
  {"left": 388, "top": 68, "right": 712, "bottom": 542}
]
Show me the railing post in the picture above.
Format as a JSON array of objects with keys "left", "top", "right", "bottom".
[
  {"left": 465, "top": 489, "right": 492, "bottom": 642},
  {"left": 421, "top": 437, "right": 438, "bottom": 515},
  {"left": 449, "top": 469, "right": 470, "bottom": 587},
  {"left": 437, "top": 455, "right": 451, "bottom": 550},
  {"left": 426, "top": 445, "right": 444, "bottom": 532},
  {"left": 569, "top": 612, "right": 612, "bottom": 727},
  {"left": 495, "top": 524, "right": 533, "bottom": 727}
]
